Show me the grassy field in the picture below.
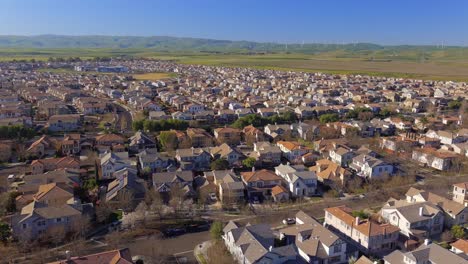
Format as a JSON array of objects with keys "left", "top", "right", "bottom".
[
  {"left": 133, "top": 72, "right": 177, "bottom": 81},
  {"left": 3, "top": 47, "right": 468, "bottom": 81}
]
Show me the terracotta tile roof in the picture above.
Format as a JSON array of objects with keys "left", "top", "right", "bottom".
[
  {"left": 451, "top": 239, "right": 468, "bottom": 254},
  {"left": 277, "top": 141, "right": 310, "bottom": 151},
  {"left": 454, "top": 182, "right": 468, "bottom": 189},
  {"left": 272, "top": 185, "right": 288, "bottom": 196},
  {"left": 325, "top": 206, "right": 399, "bottom": 237},
  {"left": 47, "top": 248, "right": 133, "bottom": 264},
  {"left": 241, "top": 169, "right": 282, "bottom": 182}
]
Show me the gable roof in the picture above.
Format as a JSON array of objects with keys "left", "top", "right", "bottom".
[
  {"left": 48, "top": 248, "right": 133, "bottom": 264},
  {"left": 241, "top": 169, "right": 282, "bottom": 183}
]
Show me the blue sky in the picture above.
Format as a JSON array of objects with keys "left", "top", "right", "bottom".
[{"left": 0, "top": 0, "right": 467, "bottom": 45}]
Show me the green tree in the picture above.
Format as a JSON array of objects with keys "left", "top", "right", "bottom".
[
  {"left": 211, "top": 159, "right": 230, "bottom": 170},
  {"left": 210, "top": 221, "right": 224, "bottom": 240},
  {"left": 242, "top": 157, "right": 256, "bottom": 168},
  {"left": 448, "top": 100, "right": 462, "bottom": 110},
  {"left": 451, "top": 225, "right": 466, "bottom": 239},
  {"left": 132, "top": 120, "right": 144, "bottom": 131},
  {"left": 319, "top": 113, "right": 339, "bottom": 124},
  {"left": 159, "top": 130, "right": 178, "bottom": 150},
  {"left": 0, "top": 221, "right": 11, "bottom": 244}
]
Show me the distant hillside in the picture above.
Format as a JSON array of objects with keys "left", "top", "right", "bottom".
[{"left": 0, "top": 35, "right": 450, "bottom": 54}]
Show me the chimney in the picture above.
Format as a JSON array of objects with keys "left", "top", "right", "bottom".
[
  {"left": 269, "top": 245, "right": 273, "bottom": 252},
  {"left": 252, "top": 166, "right": 256, "bottom": 172},
  {"left": 355, "top": 217, "right": 360, "bottom": 226},
  {"left": 66, "top": 250, "right": 71, "bottom": 261},
  {"left": 419, "top": 207, "right": 424, "bottom": 216},
  {"left": 424, "top": 239, "right": 431, "bottom": 246}
]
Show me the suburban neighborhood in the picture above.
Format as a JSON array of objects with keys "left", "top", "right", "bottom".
[{"left": 0, "top": 56, "right": 468, "bottom": 264}]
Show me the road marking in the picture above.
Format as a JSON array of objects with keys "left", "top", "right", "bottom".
[{"left": 173, "top": 250, "right": 194, "bottom": 256}]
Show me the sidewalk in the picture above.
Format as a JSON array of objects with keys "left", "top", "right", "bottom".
[{"left": 194, "top": 240, "right": 212, "bottom": 264}]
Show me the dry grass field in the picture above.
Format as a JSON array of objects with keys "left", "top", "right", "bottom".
[{"left": 132, "top": 72, "right": 177, "bottom": 81}]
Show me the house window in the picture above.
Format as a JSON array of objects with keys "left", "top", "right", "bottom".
[
  {"left": 333, "top": 243, "right": 341, "bottom": 253},
  {"left": 56, "top": 218, "right": 62, "bottom": 223},
  {"left": 22, "top": 224, "right": 27, "bottom": 229}
]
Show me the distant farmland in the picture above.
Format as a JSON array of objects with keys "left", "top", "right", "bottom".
[{"left": 2, "top": 46, "right": 468, "bottom": 81}]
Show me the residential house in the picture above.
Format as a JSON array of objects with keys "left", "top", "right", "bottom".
[
  {"left": 152, "top": 171, "right": 194, "bottom": 195},
  {"left": 242, "top": 125, "right": 266, "bottom": 145},
  {"left": 32, "top": 183, "right": 74, "bottom": 207},
  {"left": 279, "top": 210, "right": 357, "bottom": 264},
  {"left": 350, "top": 154, "right": 393, "bottom": 179},
  {"left": 187, "top": 128, "right": 214, "bottom": 148},
  {"left": 329, "top": 145, "right": 355, "bottom": 167},
  {"left": 272, "top": 185, "right": 290, "bottom": 202},
  {"left": 105, "top": 169, "right": 146, "bottom": 210},
  {"left": 241, "top": 169, "right": 284, "bottom": 202},
  {"left": 12, "top": 200, "right": 92, "bottom": 241},
  {"left": 210, "top": 143, "right": 243, "bottom": 166},
  {"left": 250, "top": 141, "right": 282, "bottom": 166},
  {"left": 48, "top": 248, "right": 134, "bottom": 264},
  {"left": 324, "top": 206, "right": 400, "bottom": 256},
  {"left": 275, "top": 163, "right": 317, "bottom": 197},
  {"left": 137, "top": 148, "right": 174, "bottom": 173},
  {"left": 453, "top": 182, "right": 468, "bottom": 206},
  {"left": 31, "top": 157, "right": 80, "bottom": 175},
  {"left": 405, "top": 187, "right": 468, "bottom": 227},
  {"left": 214, "top": 127, "right": 242, "bottom": 146},
  {"left": 25, "top": 135, "right": 57, "bottom": 158},
  {"left": 383, "top": 240, "right": 467, "bottom": 264},
  {"left": 412, "top": 147, "right": 458, "bottom": 171},
  {"left": 310, "top": 159, "right": 350, "bottom": 187},
  {"left": 47, "top": 114, "right": 82, "bottom": 132},
  {"left": 99, "top": 151, "right": 136, "bottom": 180},
  {"left": 148, "top": 110, "right": 170, "bottom": 121},
  {"left": 204, "top": 170, "right": 245, "bottom": 202},
  {"left": 59, "top": 134, "right": 81, "bottom": 156},
  {"left": 380, "top": 198, "right": 444, "bottom": 240},
  {"left": 128, "top": 131, "right": 156, "bottom": 153},
  {"left": 175, "top": 147, "right": 211, "bottom": 171},
  {"left": 264, "top": 124, "right": 292, "bottom": 141},
  {"left": 295, "top": 122, "right": 320, "bottom": 141},
  {"left": 95, "top": 133, "right": 126, "bottom": 147},
  {"left": 223, "top": 222, "right": 297, "bottom": 264},
  {"left": 450, "top": 239, "right": 468, "bottom": 258},
  {"left": 276, "top": 141, "right": 311, "bottom": 164}
]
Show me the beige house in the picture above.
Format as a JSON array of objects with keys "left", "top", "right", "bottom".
[
  {"left": 405, "top": 187, "right": 468, "bottom": 227},
  {"left": 214, "top": 127, "right": 241, "bottom": 146},
  {"left": 279, "top": 210, "right": 357, "bottom": 264},
  {"left": 453, "top": 182, "right": 468, "bottom": 206},
  {"left": 384, "top": 240, "right": 466, "bottom": 264},
  {"left": 324, "top": 206, "right": 400, "bottom": 256},
  {"left": 380, "top": 198, "right": 444, "bottom": 240}
]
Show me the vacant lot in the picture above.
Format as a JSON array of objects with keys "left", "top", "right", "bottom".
[{"left": 133, "top": 72, "right": 177, "bottom": 81}]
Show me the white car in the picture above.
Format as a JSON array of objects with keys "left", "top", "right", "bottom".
[
  {"left": 282, "top": 218, "right": 296, "bottom": 225},
  {"left": 209, "top": 193, "right": 217, "bottom": 201}
]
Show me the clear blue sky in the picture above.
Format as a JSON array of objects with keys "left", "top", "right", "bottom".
[{"left": 1, "top": 0, "right": 467, "bottom": 45}]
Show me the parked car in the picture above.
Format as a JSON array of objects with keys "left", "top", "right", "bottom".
[
  {"left": 163, "top": 227, "right": 186, "bottom": 237},
  {"left": 282, "top": 218, "right": 295, "bottom": 225},
  {"left": 209, "top": 193, "right": 217, "bottom": 201}
]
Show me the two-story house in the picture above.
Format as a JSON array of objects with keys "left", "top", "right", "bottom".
[
  {"left": 214, "top": 127, "right": 242, "bottom": 146},
  {"left": 279, "top": 210, "right": 358, "bottom": 264},
  {"left": 350, "top": 154, "right": 393, "bottom": 179},
  {"left": 275, "top": 163, "right": 317, "bottom": 197},
  {"left": 241, "top": 169, "right": 284, "bottom": 202},
  {"left": 324, "top": 206, "right": 400, "bottom": 256},
  {"left": 175, "top": 147, "right": 211, "bottom": 171}
]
